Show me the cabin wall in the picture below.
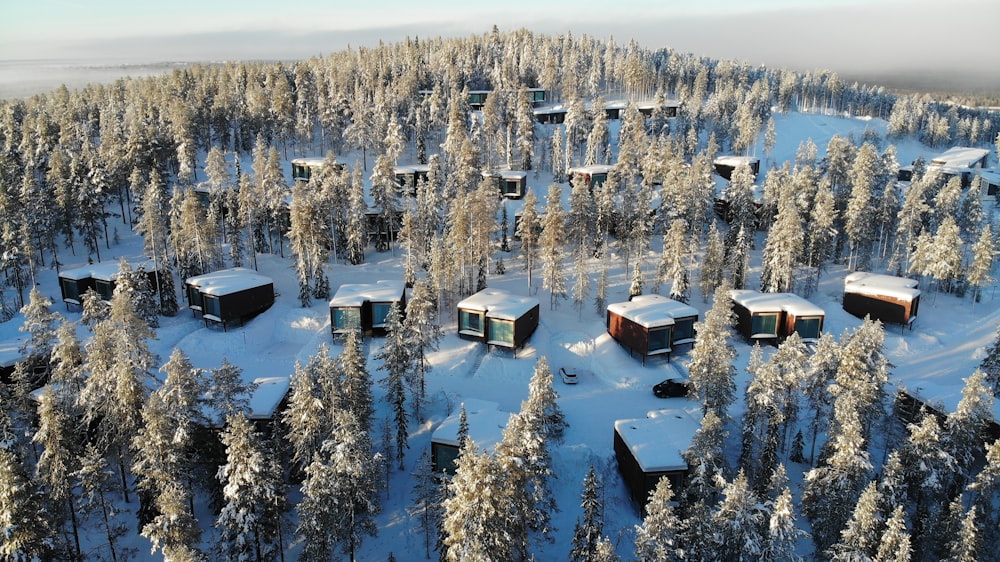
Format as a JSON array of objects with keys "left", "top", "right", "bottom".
[
  {"left": 732, "top": 303, "right": 754, "bottom": 340},
  {"left": 513, "top": 304, "right": 540, "bottom": 348},
  {"left": 218, "top": 283, "right": 275, "bottom": 323},
  {"left": 607, "top": 311, "right": 650, "bottom": 357},
  {"left": 843, "top": 292, "right": 912, "bottom": 325}
]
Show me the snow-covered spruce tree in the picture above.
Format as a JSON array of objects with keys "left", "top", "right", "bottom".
[
  {"left": 686, "top": 281, "right": 737, "bottom": 421},
  {"left": 338, "top": 330, "right": 375, "bottom": 434},
  {"left": 967, "top": 225, "right": 994, "bottom": 307},
  {"left": 572, "top": 248, "right": 591, "bottom": 317},
  {"left": 980, "top": 325, "right": 1000, "bottom": 396},
  {"left": 408, "top": 450, "right": 441, "bottom": 560},
  {"left": 441, "top": 441, "right": 512, "bottom": 562},
  {"left": 345, "top": 163, "right": 368, "bottom": 265},
  {"left": 699, "top": 221, "right": 725, "bottom": 302},
  {"left": 943, "top": 504, "right": 979, "bottom": 562},
  {"left": 206, "top": 358, "right": 253, "bottom": 420},
  {"left": 283, "top": 355, "right": 326, "bottom": 470},
  {"left": 517, "top": 190, "right": 542, "bottom": 290},
  {"left": 370, "top": 153, "right": 401, "bottom": 254},
  {"left": 114, "top": 257, "right": 160, "bottom": 328},
  {"left": 875, "top": 505, "right": 912, "bottom": 562},
  {"left": 171, "top": 186, "right": 222, "bottom": 280},
  {"left": 376, "top": 301, "right": 411, "bottom": 470},
  {"left": 540, "top": 183, "right": 568, "bottom": 309},
  {"left": 803, "top": 331, "right": 839, "bottom": 464},
  {"left": 566, "top": 173, "right": 596, "bottom": 255},
  {"left": 403, "top": 277, "right": 441, "bottom": 422},
  {"left": 18, "top": 286, "right": 60, "bottom": 367},
  {"left": 943, "top": 370, "right": 995, "bottom": 493},
  {"left": 288, "top": 180, "right": 331, "bottom": 306},
  {"left": 827, "top": 480, "right": 884, "bottom": 561},
  {"left": 712, "top": 469, "right": 768, "bottom": 561},
  {"left": 760, "top": 189, "right": 803, "bottom": 294},
  {"left": 296, "top": 409, "right": 382, "bottom": 562},
  {"left": 215, "top": 412, "right": 287, "bottom": 562},
  {"left": 897, "top": 412, "right": 957, "bottom": 555},
  {"left": 681, "top": 409, "right": 729, "bottom": 506},
  {"left": 570, "top": 465, "right": 604, "bottom": 562},
  {"left": 75, "top": 442, "right": 129, "bottom": 562},
  {"left": 966, "top": 438, "right": 999, "bottom": 560},
  {"left": 80, "top": 281, "right": 157, "bottom": 501},
  {"left": 594, "top": 262, "right": 609, "bottom": 317},
  {"left": 628, "top": 261, "right": 644, "bottom": 299},
  {"left": 761, "top": 486, "right": 806, "bottom": 562},
  {"left": 633, "top": 475, "right": 681, "bottom": 562},
  {"left": 0, "top": 432, "right": 55, "bottom": 561},
  {"left": 832, "top": 318, "right": 890, "bottom": 444},
  {"left": 32, "top": 384, "right": 84, "bottom": 560}
]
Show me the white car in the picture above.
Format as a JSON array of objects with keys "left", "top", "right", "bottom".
[{"left": 559, "top": 367, "right": 578, "bottom": 384}]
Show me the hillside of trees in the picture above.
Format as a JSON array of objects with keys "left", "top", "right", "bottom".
[{"left": 1, "top": 28, "right": 1000, "bottom": 561}]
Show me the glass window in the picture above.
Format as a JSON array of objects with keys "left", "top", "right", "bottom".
[
  {"left": 95, "top": 280, "right": 114, "bottom": 300},
  {"left": 647, "top": 327, "right": 671, "bottom": 353},
  {"left": 203, "top": 295, "right": 222, "bottom": 318},
  {"left": 433, "top": 443, "right": 460, "bottom": 475},
  {"left": 334, "top": 308, "right": 361, "bottom": 331},
  {"left": 187, "top": 286, "right": 203, "bottom": 309},
  {"left": 502, "top": 180, "right": 518, "bottom": 195},
  {"left": 794, "top": 317, "right": 822, "bottom": 340},
  {"left": 61, "top": 279, "right": 79, "bottom": 302},
  {"left": 488, "top": 318, "right": 514, "bottom": 344},
  {"left": 372, "top": 303, "right": 392, "bottom": 327},
  {"left": 459, "top": 310, "right": 483, "bottom": 334},
  {"left": 673, "top": 318, "right": 695, "bottom": 341},
  {"left": 751, "top": 313, "right": 779, "bottom": 337}
]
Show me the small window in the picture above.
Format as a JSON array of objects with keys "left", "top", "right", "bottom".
[
  {"left": 61, "top": 279, "right": 80, "bottom": 302},
  {"left": 459, "top": 310, "right": 483, "bottom": 334},
  {"left": 372, "top": 302, "right": 392, "bottom": 327},
  {"left": 95, "top": 280, "right": 114, "bottom": 300},
  {"left": 187, "top": 286, "right": 203, "bottom": 309},
  {"left": 203, "top": 295, "right": 222, "bottom": 319},
  {"left": 794, "top": 317, "right": 822, "bottom": 340}
]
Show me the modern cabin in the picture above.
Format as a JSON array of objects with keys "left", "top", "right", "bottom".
[
  {"left": 713, "top": 156, "right": 761, "bottom": 181},
  {"left": 185, "top": 268, "right": 275, "bottom": 330},
  {"left": 482, "top": 169, "right": 528, "bottom": 199},
  {"left": 606, "top": 295, "right": 698, "bottom": 363},
  {"left": 843, "top": 272, "right": 920, "bottom": 328},
  {"left": 899, "top": 147, "right": 991, "bottom": 188},
  {"left": 614, "top": 408, "right": 701, "bottom": 513},
  {"left": 456, "top": 289, "right": 539, "bottom": 356},
  {"left": 59, "top": 258, "right": 162, "bottom": 309},
  {"left": 394, "top": 164, "right": 431, "bottom": 196},
  {"left": 246, "top": 376, "right": 291, "bottom": 432},
  {"left": 430, "top": 399, "right": 512, "bottom": 475},
  {"left": 290, "top": 157, "right": 344, "bottom": 185},
  {"left": 329, "top": 280, "right": 407, "bottom": 338},
  {"left": 730, "top": 290, "right": 825, "bottom": 343},
  {"left": 567, "top": 164, "right": 615, "bottom": 189}
]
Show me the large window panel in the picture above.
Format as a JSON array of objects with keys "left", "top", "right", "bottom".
[
  {"left": 203, "top": 295, "right": 222, "bottom": 319},
  {"left": 488, "top": 318, "right": 514, "bottom": 345},
  {"left": 750, "top": 313, "right": 779, "bottom": 337},
  {"left": 61, "top": 279, "right": 79, "bottom": 302},
  {"left": 372, "top": 303, "right": 392, "bottom": 327},
  {"left": 794, "top": 317, "right": 822, "bottom": 340},
  {"left": 647, "top": 327, "right": 671, "bottom": 353},
  {"left": 673, "top": 318, "right": 695, "bottom": 342},
  {"left": 334, "top": 308, "right": 361, "bottom": 331},
  {"left": 459, "top": 310, "right": 483, "bottom": 334}
]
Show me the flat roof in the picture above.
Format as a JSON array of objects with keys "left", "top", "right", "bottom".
[
  {"left": 607, "top": 294, "right": 698, "bottom": 329},
  {"left": 844, "top": 272, "right": 920, "bottom": 301},
  {"left": 713, "top": 155, "right": 760, "bottom": 167},
  {"left": 291, "top": 157, "right": 327, "bottom": 167},
  {"left": 928, "top": 147, "right": 990, "bottom": 169},
  {"left": 394, "top": 164, "right": 431, "bottom": 174},
  {"left": 457, "top": 289, "right": 538, "bottom": 320},
  {"left": 185, "top": 267, "right": 274, "bottom": 297},
  {"left": 59, "top": 258, "right": 159, "bottom": 282},
  {"left": 431, "top": 399, "right": 512, "bottom": 450},
  {"left": 329, "top": 280, "right": 406, "bottom": 307},
  {"left": 247, "top": 376, "right": 291, "bottom": 420},
  {"left": 614, "top": 407, "right": 702, "bottom": 472},
  {"left": 567, "top": 164, "right": 615, "bottom": 175},
  {"left": 730, "top": 290, "right": 825, "bottom": 317}
]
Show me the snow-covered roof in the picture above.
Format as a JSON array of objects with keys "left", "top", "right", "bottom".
[
  {"left": 457, "top": 289, "right": 538, "bottom": 320},
  {"left": 329, "top": 280, "right": 405, "bottom": 308},
  {"left": 291, "top": 157, "right": 327, "bottom": 167},
  {"left": 730, "top": 290, "right": 825, "bottom": 317},
  {"left": 482, "top": 169, "right": 528, "bottom": 180},
  {"left": 0, "top": 337, "right": 26, "bottom": 368},
  {"left": 567, "top": 164, "right": 614, "bottom": 176},
  {"left": 607, "top": 294, "right": 698, "bottom": 329},
  {"left": 713, "top": 155, "right": 760, "bottom": 167},
  {"left": 59, "top": 258, "right": 159, "bottom": 282},
  {"left": 614, "top": 407, "right": 701, "bottom": 473},
  {"left": 844, "top": 272, "right": 920, "bottom": 301},
  {"left": 394, "top": 164, "right": 431, "bottom": 175},
  {"left": 431, "top": 399, "right": 513, "bottom": 450},
  {"left": 928, "top": 147, "right": 990, "bottom": 169},
  {"left": 247, "top": 376, "right": 291, "bottom": 420},
  {"left": 185, "top": 267, "right": 274, "bottom": 297}
]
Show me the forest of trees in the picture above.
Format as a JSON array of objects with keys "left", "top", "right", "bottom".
[{"left": 1, "top": 27, "right": 999, "bottom": 561}]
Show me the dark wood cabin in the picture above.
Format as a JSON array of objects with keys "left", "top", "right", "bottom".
[
  {"left": 291, "top": 157, "right": 343, "bottom": 185},
  {"left": 567, "top": 165, "right": 615, "bottom": 190},
  {"left": 713, "top": 156, "right": 761, "bottom": 181},
  {"left": 430, "top": 399, "right": 512, "bottom": 475},
  {"left": 606, "top": 295, "right": 698, "bottom": 364},
  {"left": 614, "top": 408, "right": 701, "bottom": 514},
  {"left": 329, "top": 280, "right": 407, "bottom": 338},
  {"left": 59, "top": 258, "right": 163, "bottom": 310},
  {"left": 394, "top": 163, "right": 431, "bottom": 196},
  {"left": 185, "top": 268, "right": 275, "bottom": 330},
  {"left": 457, "top": 289, "right": 539, "bottom": 356},
  {"left": 843, "top": 272, "right": 920, "bottom": 329},
  {"left": 482, "top": 169, "right": 528, "bottom": 199},
  {"left": 730, "top": 290, "right": 825, "bottom": 343}
]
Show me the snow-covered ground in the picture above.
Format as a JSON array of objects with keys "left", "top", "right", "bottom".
[{"left": 2, "top": 109, "right": 997, "bottom": 560}]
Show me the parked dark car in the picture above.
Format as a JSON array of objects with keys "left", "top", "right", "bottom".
[{"left": 652, "top": 378, "right": 690, "bottom": 399}]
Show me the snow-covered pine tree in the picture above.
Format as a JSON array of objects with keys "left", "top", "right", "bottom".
[
  {"left": 760, "top": 189, "right": 803, "bottom": 293},
  {"left": 980, "top": 326, "right": 1000, "bottom": 396},
  {"left": 943, "top": 370, "right": 995, "bottom": 493},
  {"left": 403, "top": 278, "right": 439, "bottom": 421},
  {"left": 345, "top": 162, "right": 368, "bottom": 264},
  {"left": 633, "top": 475, "right": 681, "bottom": 562},
  {"left": 827, "top": 480, "right": 884, "bottom": 561},
  {"left": 761, "top": 486, "right": 806, "bottom": 562},
  {"left": 338, "top": 330, "right": 375, "bottom": 433},
  {"left": 686, "top": 282, "right": 737, "bottom": 420},
  {"left": 540, "top": 183, "right": 568, "bottom": 309},
  {"left": 967, "top": 225, "right": 994, "bottom": 307},
  {"left": 517, "top": 190, "right": 542, "bottom": 290},
  {"left": 376, "top": 301, "right": 410, "bottom": 469},
  {"left": 874, "top": 505, "right": 912, "bottom": 562},
  {"left": 215, "top": 411, "right": 286, "bottom": 562},
  {"left": 32, "top": 384, "right": 84, "bottom": 560},
  {"left": 0, "top": 432, "right": 55, "bottom": 561},
  {"left": 18, "top": 286, "right": 60, "bottom": 368},
  {"left": 408, "top": 450, "right": 441, "bottom": 560},
  {"left": 206, "top": 358, "right": 252, "bottom": 420},
  {"left": 114, "top": 257, "right": 160, "bottom": 328},
  {"left": 75, "top": 442, "right": 128, "bottom": 562},
  {"left": 700, "top": 221, "right": 725, "bottom": 302},
  {"left": 681, "top": 410, "right": 729, "bottom": 506},
  {"left": 712, "top": 470, "right": 768, "bottom": 561},
  {"left": 441, "top": 441, "right": 512, "bottom": 562},
  {"left": 570, "top": 465, "right": 604, "bottom": 562}
]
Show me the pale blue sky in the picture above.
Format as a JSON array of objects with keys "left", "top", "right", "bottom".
[{"left": 2, "top": 0, "right": 997, "bottom": 88}]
